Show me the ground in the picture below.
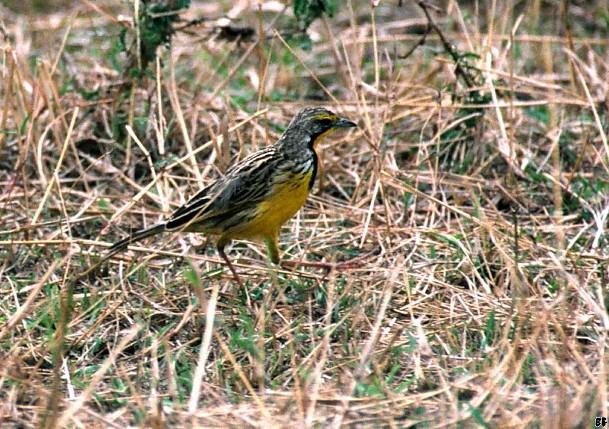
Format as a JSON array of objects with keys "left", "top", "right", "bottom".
[{"left": 1, "top": 0, "right": 609, "bottom": 427}]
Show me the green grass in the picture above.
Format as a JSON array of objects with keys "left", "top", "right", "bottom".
[{"left": 2, "top": 0, "right": 609, "bottom": 427}]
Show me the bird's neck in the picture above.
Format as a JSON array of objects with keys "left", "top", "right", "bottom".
[{"left": 309, "top": 128, "right": 336, "bottom": 150}]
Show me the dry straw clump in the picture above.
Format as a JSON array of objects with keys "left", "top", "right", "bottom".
[{"left": 1, "top": 0, "right": 609, "bottom": 427}]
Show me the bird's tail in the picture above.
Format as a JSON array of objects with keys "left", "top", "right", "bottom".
[
  {"left": 76, "top": 223, "right": 167, "bottom": 281},
  {"left": 107, "top": 223, "right": 166, "bottom": 257}
]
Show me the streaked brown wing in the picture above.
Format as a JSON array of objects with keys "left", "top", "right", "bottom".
[{"left": 165, "top": 146, "right": 280, "bottom": 232}]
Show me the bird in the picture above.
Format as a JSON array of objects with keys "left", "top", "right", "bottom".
[{"left": 102, "top": 107, "right": 356, "bottom": 285}]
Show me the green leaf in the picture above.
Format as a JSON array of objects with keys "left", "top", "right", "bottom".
[
  {"left": 294, "top": 0, "right": 338, "bottom": 30},
  {"left": 183, "top": 261, "right": 201, "bottom": 290},
  {"left": 467, "top": 403, "right": 491, "bottom": 428},
  {"left": 482, "top": 310, "right": 496, "bottom": 349},
  {"left": 98, "top": 198, "right": 109, "bottom": 210}
]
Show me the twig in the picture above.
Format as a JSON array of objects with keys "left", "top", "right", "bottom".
[
  {"left": 417, "top": 1, "right": 476, "bottom": 88},
  {"left": 398, "top": 24, "right": 431, "bottom": 60}
]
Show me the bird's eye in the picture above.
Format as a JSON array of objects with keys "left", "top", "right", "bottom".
[{"left": 317, "top": 118, "right": 333, "bottom": 127}]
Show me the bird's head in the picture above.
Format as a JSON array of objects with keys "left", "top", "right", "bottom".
[{"left": 279, "top": 107, "right": 356, "bottom": 152}]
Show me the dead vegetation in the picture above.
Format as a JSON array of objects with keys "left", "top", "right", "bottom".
[{"left": 1, "top": 0, "right": 609, "bottom": 427}]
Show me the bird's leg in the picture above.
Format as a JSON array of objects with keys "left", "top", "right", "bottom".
[
  {"left": 264, "top": 235, "right": 280, "bottom": 265},
  {"left": 217, "top": 239, "right": 245, "bottom": 288},
  {"left": 264, "top": 233, "right": 361, "bottom": 271}
]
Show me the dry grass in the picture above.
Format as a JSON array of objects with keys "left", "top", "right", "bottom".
[{"left": 2, "top": 0, "right": 609, "bottom": 427}]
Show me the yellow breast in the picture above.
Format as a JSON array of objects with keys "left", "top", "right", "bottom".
[{"left": 229, "top": 170, "right": 312, "bottom": 239}]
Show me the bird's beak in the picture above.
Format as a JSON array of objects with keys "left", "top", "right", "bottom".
[{"left": 335, "top": 117, "right": 357, "bottom": 128}]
